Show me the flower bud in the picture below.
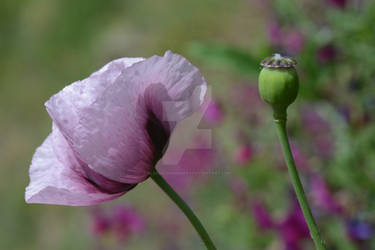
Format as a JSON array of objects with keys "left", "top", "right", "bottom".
[{"left": 258, "top": 54, "right": 299, "bottom": 120}]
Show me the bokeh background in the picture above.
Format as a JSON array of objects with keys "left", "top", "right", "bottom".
[{"left": 1, "top": 0, "right": 375, "bottom": 249}]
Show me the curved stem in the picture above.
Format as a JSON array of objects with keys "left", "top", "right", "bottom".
[
  {"left": 275, "top": 119, "right": 326, "bottom": 250},
  {"left": 150, "top": 168, "right": 216, "bottom": 250}
]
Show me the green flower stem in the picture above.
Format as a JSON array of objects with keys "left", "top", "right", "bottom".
[
  {"left": 275, "top": 119, "right": 326, "bottom": 250},
  {"left": 150, "top": 168, "right": 216, "bottom": 250}
]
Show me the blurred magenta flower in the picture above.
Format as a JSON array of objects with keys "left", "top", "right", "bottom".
[
  {"left": 161, "top": 146, "right": 216, "bottom": 195},
  {"left": 327, "top": 0, "right": 347, "bottom": 8},
  {"left": 25, "top": 51, "right": 207, "bottom": 206},
  {"left": 202, "top": 100, "right": 223, "bottom": 125},
  {"left": 111, "top": 205, "right": 145, "bottom": 241},
  {"left": 301, "top": 107, "right": 334, "bottom": 159},
  {"left": 268, "top": 22, "right": 283, "bottom": 47},
  {"left": 290, "top": 142, "right": 311, "bottom": 171},
  {"left": 311, "top": 176, "right": 342, "bottom": 214},
  {"left": 90, "top": 205, "right": 144, "bottom": 242},
  {"left": 278, "top": 202, "right": 310, "bottom": 250},
  {"left": 91, "top": 208, "right": 111, "bottom": 236},
  {"left": 284, "top": 31, "right": 304, "bottom": 54},
  {"left": 317, "top": 44, "right": 337, "bottom": 63},
  {"left": 230, "top": 177, "right": 249, "bottom": 210},
  {"left": 232, "top": 84, "right": 264, "bottom": 124},
  {"left": 301, "top": 107, "right": 330, "bottom": 136},
  {"left": 251, "top": 201, "right": 274, "bottom": 230},
  {"left": 233, "top": 144, "right": 252, "bottom": 165},
  {"left": 267, "top": 23, "right": 304, "bottom": 54},
  {"left": 251, "top": 200, "right": 310, "bottom": 250}
]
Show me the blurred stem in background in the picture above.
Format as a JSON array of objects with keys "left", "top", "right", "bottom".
[
  {"left": 150, "top": 168, "right": 217, "bottom": 250},
  {"left": 275, "top": 119, "right": 326, "bottom": 250}
]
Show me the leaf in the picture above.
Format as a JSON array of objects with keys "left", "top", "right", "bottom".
[{"left": 188, "top": 41, "right": 261, "bottom": 78}]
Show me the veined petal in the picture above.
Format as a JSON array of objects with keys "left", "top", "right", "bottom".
[
  {"left": 25, "top": 125, "right": 133, "bottom": 206},
  {"left": 45, "top": 51, "right": 207, "bottom": 184}
]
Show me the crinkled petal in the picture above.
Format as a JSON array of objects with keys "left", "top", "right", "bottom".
[
  {"left": 45, "top": 51, "right": 207, "bottom": 184},
  {"left": 25, "top": 125, "right": 130, "bottom": 206}
]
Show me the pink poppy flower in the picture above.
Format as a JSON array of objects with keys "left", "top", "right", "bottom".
[{"left": 25, "top": 51, "right": 207, "bottom": 206}]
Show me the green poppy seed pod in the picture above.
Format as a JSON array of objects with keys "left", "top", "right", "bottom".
[{"left": 258, "top": 54, "right": 299, "bottom": 120}]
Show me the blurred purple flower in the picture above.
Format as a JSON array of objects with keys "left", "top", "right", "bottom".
[
  {"left": 160, "top": 165, "right": 192, "bottom": 195},
  {"left": 284, "top": 31, "right": 304, "bottom": 54},
  {"left": 337, "top": 105, "right": 351, "bottom": 123},
  {"left": 91, "top": 208, "right": 111, "bottom": 236},
  {"left": 267, "top": 23, "right": 304, "bottom": 54},
  {"left": 230, "top": 177, "right": 249, "bottom": 210},
  {"left": 251, "top": 201, "right": 274, "bottom": 230},
  {"left": 159, "top": 219, "right": 183, "bottom": 250},
  {"left": 290, "top": 142, "right": 311, "bottom": 171},
  {"left": 25, "top": 51, "right": 207, "bottom": 206},
  {"left": 179, "top": 149, "right": 215, "bottom": 176},
  {"left": 316, "top": 137, "right": 334, "bottom": 159},
  {"left": 311, "top": 176, "right": 342, "bottom": 214},
  {"left": 301, "top": 107, "right": 330, "bottom": 135},
  {"left": 160, "top": 140, "right": 216, "bottom": 194},
  {"left": 317, "top": 44, "right": 337, "bottom": 63},
  {"left": 250, "top": 199, "right": 310, "bottom": 249},
  {"left": 250, "top": 196, "right": 314, "bottom": 250},
  {"left": 111, "top": 205, "right": 145, "bottom": 241},
  {"left": 268, "top": 22, "right": 283, "bottom": 46},
  {"left": 301, "top": 107, "right": 334, "bottom": 159},
  {"left": 233, "top": 144, "right": 252, "bottom": 165},
  {"left": 90, "top": 205, "right": 144, "bottom": 242},
  {"left": 327, "top": 0, "right": 347, "bottom": 8},
  {"left": 203, "top": 100, "right": 223, "bottom": 125},
  {"left": 278, "top": 202, "right": 310, "bottom": 250},
  {"left": 232, "top": 84, "right": 264, "bottom": 124},
  {"left": 347, "top": 219, "right": 373, "bottom": 241}
]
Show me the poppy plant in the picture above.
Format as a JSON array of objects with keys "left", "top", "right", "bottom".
[
  {"left": 25, "top": 51, "right": 216, "bottom": 249},
  {"left": 259, "top": 54, "right": 326, "bottom": 250}
]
